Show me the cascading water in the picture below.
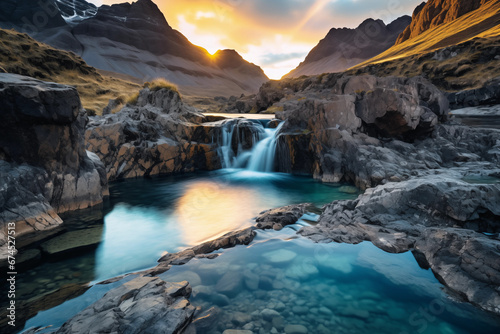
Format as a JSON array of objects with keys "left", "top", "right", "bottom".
[
  {"left": 217, "top": 119, "right": 284, "bottom": 172},
  {"left": 246, "top": 122, "right": 284, "bottom": 172}
]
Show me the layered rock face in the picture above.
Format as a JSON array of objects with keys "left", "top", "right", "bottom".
[
  {"left": 251, "top": 73, "right": 451, "bottom": 186},
  {"left": 285, "top": 16, "right": 411, "bottom": 78},
  {"left": 0, "top": 74, "right": 107, "bottom": 263},
  {"left": 85, "top": 87, "right": 221, "bottom": 181},
  {"left": 396, "top": 0, "right": 493, "bottom": 44},
  {"left": 55, "top": 277, "right": 195, "bottom": 334},
  {"left": 298, "top": 175, "right": 500, "bottom": 315}
]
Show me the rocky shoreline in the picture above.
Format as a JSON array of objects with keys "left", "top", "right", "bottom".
[{"left": 1, "top": 71, "right": 499, "bottom": 333}]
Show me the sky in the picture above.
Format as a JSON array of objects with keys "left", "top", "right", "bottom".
[{"left": 88, "top": 0, "right": 423, "bottom": 79}]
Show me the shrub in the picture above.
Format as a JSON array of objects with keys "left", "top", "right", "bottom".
[{"left": 143, "top": 78, "right": 179, "bottom": 93}]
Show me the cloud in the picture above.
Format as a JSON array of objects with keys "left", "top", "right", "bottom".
[{"left": 259, "top": 52, "right": 308, "bottom": 66}]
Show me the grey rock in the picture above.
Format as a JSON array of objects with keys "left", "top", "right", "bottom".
[
  {"left": 215, "top": 271, "right": 244, "bottom": 298},
  {"left": 85, "top": 87, "right": 220, "bottom": 181},
  {"left": 222, "top": 330, "right": 254, "bottom": 334},
  {"left": 256, "top": 203, "right": 319, "bottom": 229},
  {"left": 260, "top": 309, "right": 281, "bottom": 321},
  {"left": 55, "top": 277, "right": 195, "bottom": 334},
  {"left": 192, "top": 306, "right": 220, "bottom": 330},
  {"left": 0, "top": 74, "right": 107, "bottom": 266}
]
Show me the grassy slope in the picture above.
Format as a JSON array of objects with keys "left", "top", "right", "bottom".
[
  {"left": 0, "top": 29, "right": 140, "bottom": 114},
  {"left": 348, "top": 1, "right": 500, "bottom": 91}
]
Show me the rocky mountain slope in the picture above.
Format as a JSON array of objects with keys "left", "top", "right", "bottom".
[
  {"left": 0, "top": 28, "right": 140, "bottom": 113},
  {"left": 350, "top": 0, "right": 500, "bottom": 91},
  {"left": 0, "top": 0, "right": 269, "bottom": 97},
  {"left": 284, "top": 16, "right": 411, "bottom": 78},
  {"left": 396, "top": 0, "right": 494, "bottom": 44}
]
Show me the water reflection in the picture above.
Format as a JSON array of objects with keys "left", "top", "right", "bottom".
[
  {"left": 92, "top": 170, "right": 358, "bottom": 281},
  {"left": 173, "top": 181, "right": 261, "bottom": 245}
]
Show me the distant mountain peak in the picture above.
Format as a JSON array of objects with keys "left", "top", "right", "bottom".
[
  {"left": 0, "top": 0, "right": 268, "bottom": 96},
  {"left": 284, "top": 15, "right": 411, "bottom": 78}
]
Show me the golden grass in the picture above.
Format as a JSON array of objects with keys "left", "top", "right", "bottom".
[
  {"left": 0, "top": 28, "right": 141, "bottom": 115},
  {"left": 143, "top": 78, "right": 179, "bottom": 93},
  {"left": 346, "top": 1, "right": 500, "bottom": 92},
  {"left": 125, "top": 92, "right": 140, "bottom": 105},
  {"left": 353, "top": 1, "right": 500, "bottom": 68}
]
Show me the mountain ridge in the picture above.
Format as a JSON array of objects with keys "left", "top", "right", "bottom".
[
  {"left": 396, "top": 0, "right": 494, "bottom": 44},
  {"left": 284, "top": 16, "right": 411, "bottom": 79},
  {"left": 0, "top": 0, "right": 268, "bottom": 97}
]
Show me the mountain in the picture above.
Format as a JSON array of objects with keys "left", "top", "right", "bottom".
[
  {"left": 396, "top": 0, "right": 493, "bottom": 44},
  {"left": 0, "top": 0, "right": 268, "bottom": 97},
  {"left": 349, "top": 0, "right": 500, "bottom": 91},
  {"left": 0, "top": 28, "right": 140, "bottom": 113},
  {"left": 284, "top": 16, "right": 411, "bottom": 79}
]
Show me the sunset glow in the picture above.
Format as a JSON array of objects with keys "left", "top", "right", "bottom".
[{"left": 88, "top": 0, "right": 424, "bottom": 78}]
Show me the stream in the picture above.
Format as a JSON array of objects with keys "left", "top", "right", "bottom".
[{"left": 10, "top": 118, "right": 500, "bottom": 333}]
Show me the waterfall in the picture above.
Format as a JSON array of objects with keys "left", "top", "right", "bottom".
[
  {"left": 217, "top": 119, "right": 284, "bottom": 173},
  {"left": 246, "top": 122, "right": 284, "bottom": 172}
]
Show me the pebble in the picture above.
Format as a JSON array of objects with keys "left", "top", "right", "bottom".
[
  {"left": 263, "top": 249, "right": 297, "bottom": 263},
  {"left": 319, "top": 307, "right": 332, "bottom": 315},
  {"left": 261, "top": 309, "right": 281, "bottom": 321},
  {"left": 284, "top": 324, "right": 308, "bottom": 334}
]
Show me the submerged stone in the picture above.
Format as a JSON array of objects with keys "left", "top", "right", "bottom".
[
  {"left": 263, "top": 249, "right": 297, "bottom": 263},
  {"left": 216, "top": 271, "right": 244, "bottom": 297},
  {"left": 284, "top": 324, "right": 308, "bottom": 334},
  {"left": 40, "top": 227, "right": 103, "bottom": 258},
  {"left": 261, "top": 308, "right": 281, "bottom": 321}
]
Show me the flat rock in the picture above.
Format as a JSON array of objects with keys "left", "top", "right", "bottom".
[
  {"left": 40, "top": 227, "right": 103, "bottom": 258},
  {"left": 55, "top": 277, "right": 195, "bottom": 334},
  {"left": 215, "top": 271, "right": 244, "bottom": 298}
]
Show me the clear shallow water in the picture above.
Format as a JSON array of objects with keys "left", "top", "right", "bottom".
[
  {"left": 12, "top": 170, "right": 358, "bottom": 332},
  {"left": 159, "top": 222, "right": 500, "bottom": 334},
  {"left": 97, "top": 169, "right": 359, "bottom": 280},
  {"left": 23, "top": 221, "right": 500, "bottom": 334}
]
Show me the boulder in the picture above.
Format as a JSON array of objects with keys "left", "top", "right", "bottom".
[
  {"left": 55, "top": 277, "right": 195, "bottom": 334},
  {"left": 85, "top": 87, "right": 220, "bottom": 181},
  {"left": 0, "top": 74, "right": 108, "bottom": 266},
  {"left": 297, "top": 173, "right": 500, "bottom": 315},
  {"left": 284, "top": 324, "right": 308, "bottom": 334},
  {"left": 256, "top": 203, "right": 319, "bottom": 229}
]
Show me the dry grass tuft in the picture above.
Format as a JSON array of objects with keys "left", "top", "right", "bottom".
[{"left": 143, "top": 78, "right": 179, "bottom": 93}]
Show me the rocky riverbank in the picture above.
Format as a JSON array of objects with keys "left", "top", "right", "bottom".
[
  {"left": 241, "top": 73, "right": 500, "bottom": 316},
  {"left": 0, "top": 74, "right": 108, "bottom": 267},
  {"left": 3, "top": 70, "right": 500, "bottom": 332},
  {"left": 85, "top": 86, "right": 222, "bottom": 181}
]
